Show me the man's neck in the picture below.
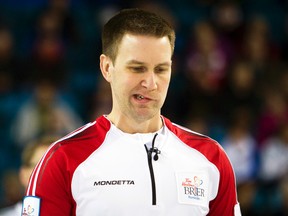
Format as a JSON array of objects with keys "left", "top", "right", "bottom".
[{"left": 106, "top": 113, "right": 163, "bottom": 134}]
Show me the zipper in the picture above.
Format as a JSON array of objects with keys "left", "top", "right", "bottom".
[{"left": 144, "top": 134, "right": 160, "bottom": 205}]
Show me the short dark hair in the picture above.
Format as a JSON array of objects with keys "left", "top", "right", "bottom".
[{"left": 102, "top": 8, "right": 176, "bottom": 63}]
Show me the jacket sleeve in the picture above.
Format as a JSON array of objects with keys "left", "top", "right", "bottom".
[
  {"left": 23, "top": 145, "right": 75, "bottom": 216},
  {"left": 208, "top": 144, "right": 242, "bottom": 216}
]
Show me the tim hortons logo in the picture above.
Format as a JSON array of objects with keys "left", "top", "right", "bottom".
[{"left": 182, "top": 176, "right": 205, "bottom": 199}]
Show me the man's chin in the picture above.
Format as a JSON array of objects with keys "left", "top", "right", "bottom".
[{"left": 132, "top": 109, "right": 157, "bottom": 122}]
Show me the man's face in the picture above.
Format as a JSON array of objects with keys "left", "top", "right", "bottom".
[{"left": 107, "top": 34, "right": 172, "bottom": 122}]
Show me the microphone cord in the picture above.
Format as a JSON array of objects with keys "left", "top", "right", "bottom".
[{"left": 150, "top": 133, "right": 161, "bottom": 161}]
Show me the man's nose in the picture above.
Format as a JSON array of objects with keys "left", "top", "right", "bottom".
[{"left": 141, "top": 71, "right": 157, "bottom": 90}]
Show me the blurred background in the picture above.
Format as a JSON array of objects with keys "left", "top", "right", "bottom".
[{"left": 0, "top": 0, "right": 287, "bottom": 215}]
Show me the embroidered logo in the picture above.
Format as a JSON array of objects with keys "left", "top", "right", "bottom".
[
  {"left": 176, "top": 172, "right": 208, "bottom": 207},
  {"left": 22, "top": 204, "right": 34, "bottom": 215},
  {"left": 22, "top": 196, "right": 40, "bottom": 216},
  {"left": 182, "top": 176, "right": 205, "bottom": 199}
]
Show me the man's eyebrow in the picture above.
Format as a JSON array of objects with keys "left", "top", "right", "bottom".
[
  {"left": 126, "top": 60, "right": 171, "bottom": 66},
  {"left": 126, "top": 60, "right": 145, "bottom": 65},
  {"left": 157, "top": 62, "right": 171, "bottom": 67}
]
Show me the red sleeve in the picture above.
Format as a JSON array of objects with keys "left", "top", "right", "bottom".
[
  {"left": 24, "top": 119, "right": 107, "bottom": 216},
  {"left": 25, "top": 143, "right": 76, "bottom": 216},
  {"left": 207, "top": 144, "right": 239, "bottom": 216}
]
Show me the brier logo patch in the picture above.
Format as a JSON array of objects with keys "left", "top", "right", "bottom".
[
  {"left": 22, "top": 196, "right": 40, "bottom": 216},
  {"left": 176, "top": 171, "right": 209, "bottom": 207}
]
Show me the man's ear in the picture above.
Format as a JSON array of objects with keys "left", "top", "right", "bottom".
[{"left": 100, "top": 54, "right": 113, "bottom": 82}]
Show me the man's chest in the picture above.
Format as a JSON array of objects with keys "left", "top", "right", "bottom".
[{"left": 70, "top": 140, "right": 219, "bottom": 215}]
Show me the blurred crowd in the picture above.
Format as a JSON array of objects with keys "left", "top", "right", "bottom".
[{"left": 0, "top": 0, "right": 288, "bottom": 215}]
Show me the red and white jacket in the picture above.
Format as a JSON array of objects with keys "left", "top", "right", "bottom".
[{"left": 22, "top": 115, "right": 241, "bottom": 216}]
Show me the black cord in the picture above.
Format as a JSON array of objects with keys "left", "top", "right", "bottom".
[{"left": 150, "top": 133, "right": 161, "bottom": 161}]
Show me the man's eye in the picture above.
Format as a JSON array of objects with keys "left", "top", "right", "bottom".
[
  {"left": 131, "top": 67, "right": 145, "bottom": 72},
  {"left": 155, "top": 67, "right": 168, "bottom": 73}
]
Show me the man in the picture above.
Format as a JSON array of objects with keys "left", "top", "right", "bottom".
[{"left": 22, "top": 8, "right": 241, "bottom": 215}]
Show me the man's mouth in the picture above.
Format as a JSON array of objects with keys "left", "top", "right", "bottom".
[
  {"left": 134, "top": 94, "right": 145, "bottom": 100},
  {"left": 137, "top": 94, "right": 144, "bottom": 100}
]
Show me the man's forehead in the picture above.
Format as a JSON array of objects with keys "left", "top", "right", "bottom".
[{"left": 114, "top": 33, "right": 172, "bottom": 64}]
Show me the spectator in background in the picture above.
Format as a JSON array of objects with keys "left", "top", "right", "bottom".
[
  {"left": 0, "top": 27, "right": 24, "bottom": 92},
  {"left": 88, "top": 77, "right": 112, "bottom": 121},
  {"left": 219, "top": 60, "right": 260, "bottom": 123},
  {"left": 26, "top": 9, "right": 68, "bottom": 87},
  {"left": 211, "top": 1, "right": 244, "bottom": 51},
  {"left": 253, "top": 122, "right": 288, "bottom": 216},
  {"left": 221, "top": 107, "right": 258, "bottom": 215},
  {"left": 222, "top": 107, "right": 258, "bottom": 185},
  {"left": 0, "top": 136, "right": 53, "bottom": 216},
  {"left": 11, "top": 80, "right": 82, "bottom": 147},
  {"left": 240, "top": 16, "right": 281, "bottom": 82},
  {"left": 184, "top": 113, "right": 209, "bottom": 136},
  {"left": 45, "top": 0, "right": 80, "bottom": 44},
  {"left": 185, "top": 20, "right": 228, "bottom": 95},
  {"left": 0, "top": 170, "right": 22, "bottom": 211},
  {"left": 25, "top": 0, "right": 80, "bottom": 88},
  {"left": 259, "top": 122, "right": 288, "bottom": 182},
  {"left": 184, "top": 20, "right": 229, "bottom": 119},
  {"left": 256, "top": 88, "right": 288, "bottom": 148}
]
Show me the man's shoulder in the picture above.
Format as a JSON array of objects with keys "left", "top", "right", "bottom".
[
  {"left": 163, "top": 117, "right": 226, "bottom": 164},
  {"left": 163, "top": 116, "right": 216, "bottom": 145},
  {"left": 43, "top": 116, "right": 111, "bottom": 165},
  {"left": 57, "top": 116, "right": 111, "bottom": 148}
]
